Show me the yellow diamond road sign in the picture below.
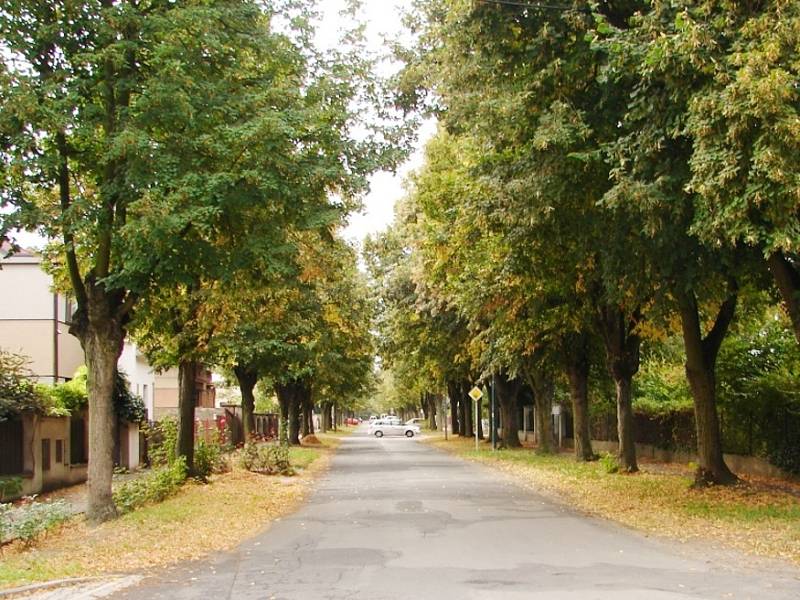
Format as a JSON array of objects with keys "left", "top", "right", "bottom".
[{"left": 468, "top": 386, "right": 483, "bottom": 401}]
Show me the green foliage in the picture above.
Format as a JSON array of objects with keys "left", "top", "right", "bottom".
[
  {"left": 193, "top": 433, "right": 229, "bottom": 483},
  {"left": 113, "top": 371, "right": 147, "bottom": 425},
  {"left": 0, "top": 350, "right": 49, "bottom": 421},
  {"left": 0, "top": 478, "right": 22, "bottom": 503},
  {"left": 37, "top": 366, "right": 145, "bottom": 423},
  {"left": 239, "top": 442, "right": 293, "bottom": 476},
  {"left": 6, "top": 500, "right": 71, "bottom": 546},
  {"left": 600, "top": 452, "right": 620, "bottom": 474},
  {"left": 112, "top": 458, "right": 188, "bottom": 515},
  {"left": 147, "top": 417, "right": 179, "bottom": 468},
  {"left": 0, "top": 503, "right": 11, "bottom": 546}
]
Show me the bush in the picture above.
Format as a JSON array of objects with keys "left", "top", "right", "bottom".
[
  {"left": 600, "top": 452, "right": 620, "bottom": 474},
  {"left": 0, "top": 477, "right": 22, "bottom": 502},
  {"left": 147, "top": 417, "right": 179, "bottom": 467},
  {"left": 0, "top": 503, "right": 12, "bottom": 546},
  {"left": 239, "top": 442, "right": 293, "bottom": 476},
  {"left": 0, "top": 350, "right": 51, "bottom": 420},
  {"left": 8, "top": 499, "right": 71, "bottom": 546},
  {"left": 194, "top": 433, "right": 229, "bottom": 482},
  {"left": 113, "top": 457, "right": 187, "bottom": 514}
]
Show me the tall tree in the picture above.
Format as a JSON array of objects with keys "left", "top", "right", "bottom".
[{"left": 0, "top": 0, "right": 313, "bottom": 521}]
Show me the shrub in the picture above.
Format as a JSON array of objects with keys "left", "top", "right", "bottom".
[
  {"left": 9, "top": 499, "right": 71, "bottom": 546},
  {"left": 0, "top": 503, "right": 12, "bottom": 547},
  {"left": 113, "top": 457, "right": 187, "bottom": 514},
  {"left": 239, "top": 442, "right": 293, "bottom": 476},
  {"left": 147, "top": 417, "right": 179, "bottom": 467},
  {"left": 194, "top": 433, "right": 229, "bottom": 482},
  {"left": 0, "top": 350, "right": 50, "bottom": 420},
  {"left": 600, "top": 452, "right": 620, "bottom": 474},
  {"left": 0, "top": 477, "right": 22, "bottom": 502}
]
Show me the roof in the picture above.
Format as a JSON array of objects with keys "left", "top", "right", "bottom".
[{"left": 0, "top": 241, "right": 40, "bottom": 261}]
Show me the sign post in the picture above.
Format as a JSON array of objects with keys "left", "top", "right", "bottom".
[{"left": 468, "top": 386, "right": 483, "bottom": 451}]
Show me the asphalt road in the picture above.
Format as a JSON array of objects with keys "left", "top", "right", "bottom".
[{"left": 112, "top": 430, "right": 800, "bottom": 600}]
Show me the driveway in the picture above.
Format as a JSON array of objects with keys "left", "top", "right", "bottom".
[{"left": 111, "top": 430, "right": 800, "bottom": 599}]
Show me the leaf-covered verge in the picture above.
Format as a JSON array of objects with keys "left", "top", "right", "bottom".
[
  {"left": 427, "top": 436, "right": 800, "bottom": 565},
  {"left": 0, "top": 444, "right": 334, "bottom": 590}
]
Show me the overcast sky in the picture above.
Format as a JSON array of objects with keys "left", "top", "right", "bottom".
[{"left": 317, "top": 0, "right": 435, "bottom": 247}]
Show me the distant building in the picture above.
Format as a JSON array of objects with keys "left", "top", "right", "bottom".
[{"left": 0, "top": 244, "right": 215, "bottom": 421}]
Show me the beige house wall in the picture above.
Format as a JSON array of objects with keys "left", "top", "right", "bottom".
[
  {"left": 19, "top": 414, "right": 88, "bottom": 497},
  {"left": 0, "top": 258, "right": 53, "bottom": 319},
  {"left": 0, "top": 255, "right": 84, "bottom": 382},
  {"left": 154, "top": 369, "right": 179, "bottom": 409},
  {"left": 0, "top": 320, "right": 54, "bottom": 376}
]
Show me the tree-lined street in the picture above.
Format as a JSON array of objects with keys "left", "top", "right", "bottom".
[{"left": 110, "top": 431, "right": 799, "bottom": 600}]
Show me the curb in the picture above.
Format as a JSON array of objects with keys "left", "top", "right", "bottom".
[{"left": 0, "top": 577, "right": 103, "bottom": 598}]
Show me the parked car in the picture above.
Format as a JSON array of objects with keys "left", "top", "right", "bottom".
[
  {"left": 405, "top": 418, "right": 424, "bottom": 426},
  {"left": 369, "top": 420, "right": 420, "bottom": 438}
]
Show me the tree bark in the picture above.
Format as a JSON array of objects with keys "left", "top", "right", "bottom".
[
  {"left": 528, "top": 368, "right": 555, "bottom": 454},
  {"left": 177, "top": 359, "right": 198, "bottom": 473},
  {"left": 288, "top": 390, "right": 301, "bottom": 445},
  {"left": 678, "top": 288, "right": 738, "bottom": 485},
  {"left": 70, "top": 280, "right": 127, "bottom": 524},
  {"left": 564, "top": 332, "right": 594, "bottom": 461},
  {"left": 82, "top": 324, "right": 122, "bottom": 523},
  {"left": 768, "top": 250, "right": 800, "bottom": 344},
  {"left": 598, "top": 305, "right": 641, "bottom": 472},
  {"left": 320, "top": 401, "right": 331, "bottom": 432},
  {"left": 275, "top": 382, "right": 293, "bottom": 445},
  {"left": 234, "top": 365, "right": 258, "bottom": 441},
  {"left": 301, "top": 386, "right": 314, "bottom": 437},
  {"left": 425, "top": 392, "right": 437, "bottom": 430},
  {"left": 447, "top": 380, "right": 460, "bottom": 435},
  {"left": 464, "top": 390, "right": 474, "bottom": 437},
  {"left": 476, "top": 399, "right": 484, "bottom": 440},
  {"left": 494, "top": 372, "right": 521, "bottom": 448}
]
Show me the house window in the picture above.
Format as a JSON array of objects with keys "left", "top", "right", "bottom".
[
  {"left": 62, "top": 296, "right": 74, "bottom": 323},
  {"left": 70, "top": 417, "right": 87, "bottom": 464},
  {"left": 55, "top": 439, "right": 64, "bottom": 464},
  {"left": 0, "top": 420, "right": 24, "bottom": 475},
  {"left": 42, "top": 439, "right": 51, "bottom": 472}
]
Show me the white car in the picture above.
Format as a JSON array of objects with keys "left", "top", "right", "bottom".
[{"left": 369, "top": 420, "right": 420, "bottom": 438}]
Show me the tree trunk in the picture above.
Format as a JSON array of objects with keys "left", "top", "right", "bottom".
[
  {"left": 494, "top": 373, "right": 521, "bottom": 448},
  {"left": 320, "top": 401, "right": 331, "bottom": 432},
  {"left": 426, "top": 392, "right": 437, "bottom": 430},
  {"left": 234, "top": 365, "right": 257, "bottom": 441},
  {"left": 275, "top": 382, "right": 293, "bottom": 445},
  {"left": 529, "top": 368, "right": 555, "bottom": 454},
  {"left": 288, "top": 390, "right": 301, "bottom": 445},
  {"left": 463, "top": 387, "right": 474, "bottom": 437},
  {"left": 598, "top": 305, "right": 641, "bottom": 472},
  {"left": 447, "top": 380, "right": 460, "bottom": 435},
  {"left": 768, "top": 250, "right": 800, "bottom": 344},
  {"left": 177, "top": 359, "right": 198, "bottom": 474},
  {"left": 476, "top": 399, "right": 484, "bottom": 440},
  {"left": 301, "top": 386, "right": 314, "bottom": 437},
  {"left": 82, "top": 325, "right": 122, "bottom": 523},
  {"left": 678, "top": 289, "right": 738, "bottom": 485},
  {"left": 564, "top": 332, "right": 594, "bottom": 461}
]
